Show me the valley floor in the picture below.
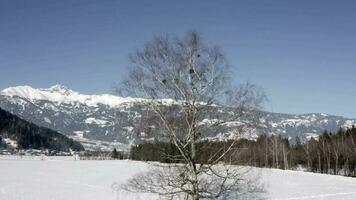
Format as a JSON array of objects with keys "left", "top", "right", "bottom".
[{"left": 0, "top": 156, "right": 356, "bottom": 200}]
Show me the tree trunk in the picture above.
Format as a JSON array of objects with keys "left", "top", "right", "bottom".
[
  {"left": 191, "top": 130, "right": 199, "bottom": 200},
  {"left": 318, "top": 152, "right": 321, "bottom": 173},
  {"left": 283, "top": 145, "right": 288, "bottom": 170}
]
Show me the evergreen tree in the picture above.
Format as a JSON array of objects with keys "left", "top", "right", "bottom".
[
  {"left": 111, "top": 148, "right": 119, "bottom": 159},
  {"left": 0, "top": 136, "right": 6, "bottom": 149}
]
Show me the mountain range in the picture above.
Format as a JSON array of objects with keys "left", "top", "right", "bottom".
[{"left": 1, "top": 85, "right": 355, "bottom": 150}]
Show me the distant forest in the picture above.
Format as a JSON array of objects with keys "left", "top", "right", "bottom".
[
  {"left": 0, "top": 107, "right": 84, "bottom": 152},
  {"left": 131, "top": 126, "right": 356, "bottom": 177}
]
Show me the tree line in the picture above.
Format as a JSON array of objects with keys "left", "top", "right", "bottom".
[
  {"left": 78, "top": 148, "right": 129, "bottom": 160},
  {"left": 131, "top": 126, "right": 356, "bottom": 177}
]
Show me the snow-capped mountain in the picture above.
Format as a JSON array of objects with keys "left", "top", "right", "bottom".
[
  {"left": 1, "top": 84, "right": 140, "bottom": 107},
  {"left": 1, "top": 85, "right": 355, "bottom": 149}
]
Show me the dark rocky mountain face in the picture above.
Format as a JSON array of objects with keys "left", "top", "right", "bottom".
[
  {"left": 1, "top": 85, "right": 355, "bottom": 150},
  {"left": 0, "top": 107, "right": 84, "bottom": 152}
]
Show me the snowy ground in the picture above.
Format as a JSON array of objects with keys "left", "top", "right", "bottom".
[{"left": 1, "top": 156, "right": 356, "bottom": 200}]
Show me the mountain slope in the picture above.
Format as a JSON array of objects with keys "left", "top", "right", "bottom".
[
  {"left": 0, "top": 107, "right": 84, "bottom": 152},
  {"left": 0, "top": 85, "right": 355, "bottom": 149}
]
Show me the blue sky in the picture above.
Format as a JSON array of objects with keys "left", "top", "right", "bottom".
[{"left": 1, "top": 0, "right": 356, "bottom": 117}]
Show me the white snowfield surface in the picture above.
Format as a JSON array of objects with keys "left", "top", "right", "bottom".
[{"left": 1, "top": 157, "right": 356, "bottom": 200}]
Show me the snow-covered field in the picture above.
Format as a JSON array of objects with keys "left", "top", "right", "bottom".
[{"left": 1, "top": 156, "right": 356, "bottom": 200}]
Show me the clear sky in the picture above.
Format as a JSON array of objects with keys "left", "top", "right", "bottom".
[{"left": 1, "top": 0, "right": 356, "bottom": 117}]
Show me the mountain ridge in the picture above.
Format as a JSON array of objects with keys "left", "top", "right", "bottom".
[{"left": 1, "top": 85, "right": 355, "bottom": 149}]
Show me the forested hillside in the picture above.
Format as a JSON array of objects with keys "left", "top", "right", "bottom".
[{"left": 0, "top": 107, "right": 84, "bottom": 152}]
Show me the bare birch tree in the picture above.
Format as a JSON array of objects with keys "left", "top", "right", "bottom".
[{"left": 118, "top": 32, "right": 266, "bottom": 199}]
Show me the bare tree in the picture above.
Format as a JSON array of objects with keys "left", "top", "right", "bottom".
[{"left": 118, "top": 32, "right": 266, "bottom": 199}]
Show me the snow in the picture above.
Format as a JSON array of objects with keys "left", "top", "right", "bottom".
[
  {"left": 0, "top": 85, "right": 178, "bottom": 108},
  {"left": 305, "top": 133, "right": 319, "bottom": 140},
  {"left": 2, "top": 138, "right": 18, "bottom": 148},
  {"left": 85, "top": 117, "right": 109, "bottom": 126},
  {"left": 0, "top": 85, "right": 140, "bottom": 108},
  {"left": 280, "top": 119, "right": 312, "bottom": 127},
  {"left": 43, "top": 117, "right": 51, "bottom": 124},
  {"left": 0, "top": 157, "right": 154, "bottom": 200},
  {"left": 342, "top": 120, "right": 356, "bottom": 129},
  {"left": 73, "top": 131, "right": 84, "bottom": 138},
  {"left": 1, "top": 157, "right": 356, "bottom": 200},
  {"left": 122, "top": 126, "right": 134, "bottom": 132},
  {"left": 261, "top": 168, "right": 356, "bottom": 200}
]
